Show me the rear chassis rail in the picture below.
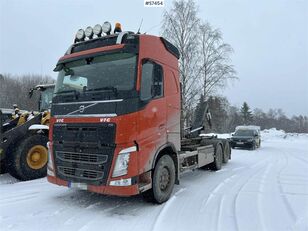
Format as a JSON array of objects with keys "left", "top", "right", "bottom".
[{"left": 179, "top": 137, "right": 225, "bottom": 174}]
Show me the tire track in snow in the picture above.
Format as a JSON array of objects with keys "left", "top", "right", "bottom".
[
  {"left": 255, "top": 160, "right": 273, "bottom": 231},
  {"left": 276, "top": 151, "right": 297, "bottom": 222},
  {"left": 287, "top": 152, "right": 308, "bottom": 165},
  {"left": 0, "top": 192, "right": 39, "bottom": 206},
  {"left": 151, "top": 188, "right": 186, "bottom": 231},
  {"left": 233, "top": 163, "right": 270, "bottom": 231},
  {"left": 200, "top": 156, "right": 272, "bottom": 231}
]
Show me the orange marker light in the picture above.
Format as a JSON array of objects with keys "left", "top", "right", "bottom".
[{"left": 114, "top": 22, "right": 122, "bottom": 33}]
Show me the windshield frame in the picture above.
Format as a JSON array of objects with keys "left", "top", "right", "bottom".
[
  {"left": 234, "top": 129, "right": 255, "bottom": 137},
  {"left": 39, "top": 87, "right": 54, "bottom": 111},
  {"left": 54, "top": 52, "right": 138, "bottom": 98}
]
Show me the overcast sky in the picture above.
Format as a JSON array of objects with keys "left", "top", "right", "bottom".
[{"left": 0, "top": 0, "right": 307, "bottom": 116}]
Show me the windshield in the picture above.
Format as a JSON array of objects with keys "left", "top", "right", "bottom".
[
  {"left": 40, "top": 87, "right": 54, "bottom": 111},
  {"left": 54, "top": 53, "right": 137, "bottom": 95},
  {"left": 234, "top": 129, "right": 255, "bottom": 136}
]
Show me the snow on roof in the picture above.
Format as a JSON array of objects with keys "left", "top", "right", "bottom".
[{"left": 236, "top": 125, "right": 261, "bottom": 131}]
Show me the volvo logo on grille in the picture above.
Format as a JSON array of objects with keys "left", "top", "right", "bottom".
[{"left": 79, "top": 105, "right": 85, "bottom": 113}]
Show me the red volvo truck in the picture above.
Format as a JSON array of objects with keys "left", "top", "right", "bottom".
[{"left": 47, "top": 22, "right": 231, "bottom": 203}]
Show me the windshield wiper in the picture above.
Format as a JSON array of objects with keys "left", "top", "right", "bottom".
[
  {"left": 84, "top": 86, "right": 118, "bottom": 95},
  {"left": 54, "top": 89, "right": 80, "bottom": 99}
]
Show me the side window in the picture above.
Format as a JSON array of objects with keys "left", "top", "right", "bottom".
[
  {"left": 140, "top": 62, "right": 154, "bottom": 101},
  {"left": 140, "top": 60, "right": 164, "bottom": 101},
  {"left": 153, "top": 64, "right": 163, "bottom": 98}
]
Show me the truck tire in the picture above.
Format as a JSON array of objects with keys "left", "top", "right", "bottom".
[
  {"left": 223, "top": 142, "right": 230, "bottom": 163},
  {"left": 210, "top": 144, "right": 223, "bottom": 171},
  {"left": 142, "top": 155, "right": 175, "bottom": 204},
  {"left": 0, "top": 159, "right": 7, "bottom": 174},
  {"left": 7, "top": 134, "right": 48, "bottom": 181}
]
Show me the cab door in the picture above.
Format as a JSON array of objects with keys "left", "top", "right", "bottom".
[{"left": 137, "top": 60, "right": 166, "bottom": 173}]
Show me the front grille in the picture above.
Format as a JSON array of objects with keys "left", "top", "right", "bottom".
[
  {"left": 53, "top": 123, "right": 116, "bottom": 185},
  {"left": 57, "top": 151, "right": 108, "bottom": 164},
  {"left": 58, "top": 166, "right": 104, "bottom": 181}
]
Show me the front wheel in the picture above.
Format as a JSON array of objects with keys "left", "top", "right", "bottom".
[
  {"left": 251, "top": 142, "right": 256, "bottom": 150},
  {"left": 258, "top": 140, "right": 261, "bottom": 148},
  {"left": 7, "top": 134, "right": 48, "bottom": 181},
  {"left": 142, "top": 155, "right": 175, "bottom": 204}
]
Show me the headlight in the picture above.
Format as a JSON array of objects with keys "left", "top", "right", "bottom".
[
  {"left": 112, "top": 153, "right": 130, "bottom": 177},
  {"left": 47, "top": 142, "right": 54, "bottom": 170},
  {"left": 76, "top": 29, "right": 85, "bottom": 41},
  {"left": 112, "top": 146, "right": 136, "bottom": 177},
  {"left": 47, "top": 142, "right": 55, "bottom": 176},
  {"left": 85, "top": 26, "right": 93, "bottom": 38},
  {"left": 93, "top": 24, "right": 102, "bottom": 36},
  {"left": 102, "top": 21, "right": 112, "bottom": 35}
]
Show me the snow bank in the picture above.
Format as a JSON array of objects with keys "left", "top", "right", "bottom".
[
  {"left": 262, "top": 128, "right": 308, "bottom": 141},
  {"left": 203, "top": 128, "right": 308, "bottom": 142}
]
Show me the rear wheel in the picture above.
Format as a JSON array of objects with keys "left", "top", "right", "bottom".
[
  {"left": 7, "top": 134, "right": 48, "bottom": 181},
  {"left": 142, "top": 155, "right": 175, "bottom": 204},
  {"left": 223, "top": 142, "right": 230, "bottom": 163},
  {"left": 210, "top": 144, "right": 223, "bottom": 171}
]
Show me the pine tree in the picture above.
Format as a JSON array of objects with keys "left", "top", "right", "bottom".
[{"left": 240, "top": 102, "right": 253, "bottom": 125}]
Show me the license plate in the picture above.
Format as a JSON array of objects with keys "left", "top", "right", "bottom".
[
  {"left": 68, "top": 182, "right": 88, "bottom": 190},
  {"left": 237, "top": 142, "right": 244, "bottom": 145}
]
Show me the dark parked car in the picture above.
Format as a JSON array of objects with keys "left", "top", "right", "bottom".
[{"left": 230, "top": 128, "right": 261, "bottom": 150}]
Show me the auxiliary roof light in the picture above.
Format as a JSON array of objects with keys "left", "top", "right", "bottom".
[
  {"left": 93, "top": 24, "right": 103, "bottom": 37},
  {"left": 114, "top": 22, "right": 122, "bottom": 34},
  {"left": 102, "top": 21, "right": 112, "bottom": 35},
  {"left": 75, "top": 29, "right": 85, "bottom": 41},
  {"left": 85, "top": 26, "right": 94, "bottom": 39}
]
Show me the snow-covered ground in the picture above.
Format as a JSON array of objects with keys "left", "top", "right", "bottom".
[{"left": 1, "top": 129, "right": 308, "bottom": 231}]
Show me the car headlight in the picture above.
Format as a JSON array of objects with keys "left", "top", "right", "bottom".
[{"left": 112, "top": 146, "right": 136, "bottom": 177}]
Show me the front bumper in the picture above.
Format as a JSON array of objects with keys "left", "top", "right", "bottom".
[
  {"left": 230, "top": 140, "right": 253, "bottom": 148},
  {"left": 47, "top": 174, "right": 140, "bottom": 196}
]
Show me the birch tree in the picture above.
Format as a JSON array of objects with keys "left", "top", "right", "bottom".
[
  {"left": 161, "top": 0, "right": 237, "bottom": 129},
  {"left": 161, "top": 0, "right": 200, "bottom": 129}
]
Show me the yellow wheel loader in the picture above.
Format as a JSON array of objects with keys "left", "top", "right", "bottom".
[{"left": 0, "top": 84, "right": 54, "bottom": 180}]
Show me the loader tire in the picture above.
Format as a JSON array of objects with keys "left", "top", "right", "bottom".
[
  {"left": 142, "top": 155, "right": 175, "bottom": 204},
  {"left": 7, "top": 134, "right": 48, "bottom": 181},
  {"left": 223, "top": 141, "right": 230, "bottom": 164},
  {"left": 0, "top": 159, "right": 7, "bottom": 174},
  {"left": 210, "top": 144, "right": 223, "bottom": 171}
]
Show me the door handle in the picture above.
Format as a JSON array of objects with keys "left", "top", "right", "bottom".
[{"left": 159, "top": 124, "right": 165, "bottom": 130}]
